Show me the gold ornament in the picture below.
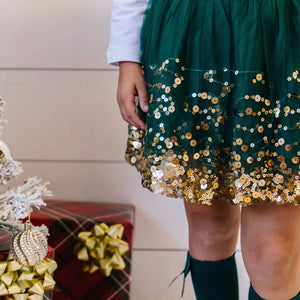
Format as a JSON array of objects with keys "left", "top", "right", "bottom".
[
  {"left": 10, "top": 221, "right": 48, "bottom": 267},
  {"left": 75, "top": 223, "right": 129, "bottom": 277}
]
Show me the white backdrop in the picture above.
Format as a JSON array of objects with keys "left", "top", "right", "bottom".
[{"left": 0, "top": 1, "right": 249, "bottom": 299}]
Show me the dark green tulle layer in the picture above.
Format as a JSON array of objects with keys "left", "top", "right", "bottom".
[{"left": 125, "top": 0, "right": 300, "bottom": 205}]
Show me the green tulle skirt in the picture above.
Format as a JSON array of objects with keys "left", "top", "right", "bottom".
[{"left": 125, "top": 0, "right": 300, "bottom": 205}]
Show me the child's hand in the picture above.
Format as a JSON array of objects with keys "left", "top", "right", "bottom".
[{"left": 117, "top": 61, "right": 148, "bottom": 130}]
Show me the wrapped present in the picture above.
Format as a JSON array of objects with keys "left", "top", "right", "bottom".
[
  {"left": 29, "top": 200, "right": 135, "bottom": 300},
  {"left": 0, "top": 247, "right": 56, "bottom": 300}
]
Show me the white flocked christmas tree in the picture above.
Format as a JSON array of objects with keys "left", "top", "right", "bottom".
[{"left": 0, "top": 99, "right": 51, "bottom": 244}]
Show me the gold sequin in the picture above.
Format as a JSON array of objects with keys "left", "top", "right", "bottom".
[
  {"left": 203, "top": 150, "right": 210, "bottom": 157},
  {"left": 193, "top": 105, "right": 200, "bottom": 113},
  {"left": 194, "top": 153, "right": 200, "bottom": 159},
  {"left": 256, "top": 73, "right": 263, "bottom": 81},
  {"left": 280, "top": 162, "right": 287, "bottom": 169},
  {"left": 190, "top": 140, "right": 197, "bottom": 147},
  {"left": 258, "top": 126, "right": 264, "bottom": 133},
  {"left": 236, "top": 138, "right": 243, "bottom": 145},
  {"left": 235, "top": 154, "right": 241, "bottom": 161},
  {"left": 213, "top": 182, "right": 219, "bottom": 189},
  {"left": 166, "top": 142, "right": 173, "bottom": 149},
  {"left": 183, "top": 154, "right": 189, "bottom": 161},
  {"left": 241, "top": 145, "right": 248, "bottom": 152},
  {"left": 212, "top": 97, "right": 218, "bottom": 104},
  {"left": 246, "top": 107, "right": 253, "bottom": 115},
  {"left": 185, "top": 132, "right": 192, "bottom": 139},
  {"left": 173, "top": 158, "right": 179, "bottom": 165},
  {"left": 168, "top": 106, "right": 175, "bottom": 113},
  {"left": 244, "top": 197, "right": 252, "bottom": 204},
  {"left": 201, "top": 92, "right": 208, "bottom": 99},
  {"left": 175, "top": 78, "right": 182, "bottom": 85},
  {"left": 222, "top": 85, "right": 231, "bottom": 93},
  {"left": 285, "top": 144, "right": 292, "bottom": 151},
  {"left": 217, "top": 116, "right": 224, "bottom": 123},
  {"left": 203, "top": 124, "right": 210, "bottom": 131}
]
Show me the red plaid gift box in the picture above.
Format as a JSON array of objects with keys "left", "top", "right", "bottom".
[{"left": 29, "top": 200, "right": 135, "bottom": 300}]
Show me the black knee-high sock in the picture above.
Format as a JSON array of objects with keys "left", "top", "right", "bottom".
[
  {"left": 249, "top": 283, "right": 300, "bottom": 300},
  {"left": 189, "top": 252, "right": 239, "bottom": 300}
]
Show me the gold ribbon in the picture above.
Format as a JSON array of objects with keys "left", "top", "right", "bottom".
[
  {"left": 0, "top": 257, "right": 57, "bottom": 300},
  {"left": 75, "top": 223, "right": 129, "bottom": 277}
]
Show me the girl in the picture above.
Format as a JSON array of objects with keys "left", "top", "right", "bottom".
[{"left": 108, "top": 0, "right": 300, "bottom": 299}]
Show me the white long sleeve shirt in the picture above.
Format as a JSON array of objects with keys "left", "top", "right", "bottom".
[{"left": 107, "top": 0, "right": 149, "bottom": 65}]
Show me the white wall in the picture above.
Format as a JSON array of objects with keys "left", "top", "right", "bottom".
[{"left": 0, "top": 1, "right": 249, "bottom": 299}]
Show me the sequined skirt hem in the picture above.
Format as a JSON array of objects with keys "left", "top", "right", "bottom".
[{"left": 125, "top": 126, "right": 300, "bottom": 206}]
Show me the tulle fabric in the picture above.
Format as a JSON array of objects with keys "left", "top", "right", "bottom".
[{"left": 125, "top": 0, "right": 300, "bottom": 205}]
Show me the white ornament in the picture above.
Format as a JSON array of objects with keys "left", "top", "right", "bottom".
[
  {"left": 0, "top": 140, "right": 23, "bottom": 185},
  {"left": 0, "top": 140, "right": 11, "bottom": 165}
]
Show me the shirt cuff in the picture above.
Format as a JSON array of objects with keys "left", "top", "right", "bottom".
[{"left": 107, "top": 49, "right": 141, "bottom": 66}]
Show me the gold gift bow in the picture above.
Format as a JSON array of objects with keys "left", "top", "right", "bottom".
[
  {"left": 0, "top": 256, "right": 57, "bottom": 300},
  {"left": 75, "top": 223, "right": 129, "bottom": 277}
]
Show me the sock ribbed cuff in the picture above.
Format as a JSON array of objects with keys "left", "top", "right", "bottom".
[{"left": 189, "top": 252, "right": 237, "bottom": 274}]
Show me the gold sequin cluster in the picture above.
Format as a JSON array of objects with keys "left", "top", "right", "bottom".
[{"left": 125, "top": 59, "right": 300, "bottom": 206}]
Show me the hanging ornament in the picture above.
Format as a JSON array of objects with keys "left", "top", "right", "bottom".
[
  {"left": 0, "top": 140, "right": 23, "bottom": 185},
  {"left": 10, "top": 221, "right": 48, "bottom": 267},
  {"left": 0, "top": 140, "right": 11, "bottom": 165}
]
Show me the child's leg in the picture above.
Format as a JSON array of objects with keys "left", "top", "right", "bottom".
[
  {"left": 183, "top": 199, "right": 240, "bottom": 299},
  {"left": 241, "top": 204, "right": 300, "bottom": 300}
]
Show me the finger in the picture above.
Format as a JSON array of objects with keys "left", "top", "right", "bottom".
[
  {"left": 119, "top": 105, "right": 131, "bottom": 124},
  {"left": 125, "top": 100, "right": 146, "bottom": 130},
  {"left": 136, "top": 80, "right": 149, "bottom": 113},
  {"left": 118, "top": 94, "right": 146, "bottom": 129}
]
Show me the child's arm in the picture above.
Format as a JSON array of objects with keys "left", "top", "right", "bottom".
[
  {"left": 107, "top": 0, "right": 150, "bottom": 130},
  {"left": 107, "top": 0, "right": 149, "bottom": 65}
]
